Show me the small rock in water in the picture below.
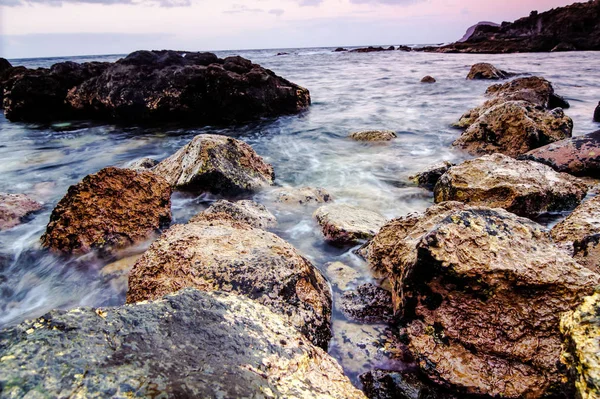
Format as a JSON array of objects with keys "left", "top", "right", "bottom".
[
  {"left": 127, "top": 157, "right": 158, "bottom": 172},
  {"left": 314, "top": 204, "right": 387, "bottom": 245},
  {"left": 349, "top": 130, "right": 396, "bottom": 142},
  {"left": 270, "top": 186, "right": 333, "bottom": 205},
  {"left": 325, "top": 261, "right": 361, "bottom": 291},
  {"left": 410, "top": 161, "right": 454, "bottom": 190},
  {"left": 595, "top": 101, "right": 600, "bottom": 122},
  {"left": 466, "top": 62, "right": 511, "bottom": 80},
  {"left": 0, "top": 193, "right": 42, "bottom": 231},
  {"left": 339, "top": 283, "right": 394, "bottom": 324},
  {"left": 334, "top": 47, "right": 348, "bottom": 52},
  {"left": 420, "top": 76, "right": 436, "bottom": 83},
  {"left": 191, "top": 199, "right": 276, "bottom": 229}
]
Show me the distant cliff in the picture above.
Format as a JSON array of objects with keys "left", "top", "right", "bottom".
[{"left": 458, "top": 21, "right": 500, "bottom": 42}]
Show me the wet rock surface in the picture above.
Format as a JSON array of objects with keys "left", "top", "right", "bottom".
[
  {"left": 0, "top": 193, "right": 42, "bottom": 231},
  {"left": 314, "top": 204, "right": 387, "bottom": 245},
  {"left": 595, "top": 102, "right": 600, "bottom": 122},
  {"left": 466, "top": 63, "right": 510, "bottom": 80},
  {"left": 434, "top": 153, "right": 588, "bottom": 218},
  {"left": 191, "top": 199, "right": 276, "bottom": 229},
  {"left": 349, "top": 130, "right": 397, "bottom": 142},
  {"left": 127, "top": 157, "right": 158, "bottom": 171},
  {"left": 520, "top": 129, "right": 600, "bottom": 177},
  {"left": 127, "top": 213, "right": 332, "bottom": 349},
  {"left": 153, "top": 134, "right": 274, "bottom": 194},
  {"left": 364, "top": 202, "right": 600, "bottom": 398},
  {"left": 410, "top": 161, "right": 454, "bottom": 190},
  {"left": 339, "top": 283, "right": 394, "bottom": 324},
  {"left": 0, "top": 289, "right": 365, "bottom": 399},
  {"left": 269, "top": 186, "right": 333, "bottom": 205},
  {"left": 420, "top": 76, "right": 436, "bottom": 83},
  {"left": 41, "top": 167, "right": 171, "bottom": 256},
  {"left": 360, "top": 369, "right": 460, "bottom": 399},
  {"left": 325, "top": 261, "right": 361, "bottom": 290},
  {"left": 560, "top": 291, "right": 600, "bottom": 399}
]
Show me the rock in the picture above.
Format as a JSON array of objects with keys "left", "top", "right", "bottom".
[
  {"left": 420, "top": 76, "right": 436, "bottom": 83},
  {"left": 520, "top": 130, "right": 600, "bottom": 177},
  {"left": 127, "top": 157, "right": 158, "bottom": 171},
  {"left": 270, "top": 186, "right": 333, "bottom": 205},
  {"left": 314, "top": 204, "right": 387, "bottom": 245},
  {"left": 191, "top": 199, "right": 276, "bottom": 229},
  {"left": 153, "top": 134, "right": 274, "bottom": 194},
  {"left": 466, "top": 63, "right": 510, "bottom": 80},
  {"left": 551, "top": 42, "right": 577, "bottom": 52},
  {"left": 458, "top": 21, "right": 500, "bottom": 42},
  {"left": 325, "top": 261, "right": 360, "bottom": 290},
  {"left": 127, "top": 214, "right": 332, "bottom": 349},
  {"left": 41, "top": 167, "right": 172, "bottom": 256},
  {"left": 360, "top": 369, "right": 458, "bottom": 399},
  {"left": 397, "top": 45, "right": 412, "bottom": 52},
  {"left": 0, "top": 193, "right": 42, "bottom": 231},
  {"left": 453, "top": 101, "right": 573, "bottom": 157},
  {"left": 350, "top": 46, "right": 394, "bottom": 53},
  {"left": 100, "top": 254, "right": 143, "bottom": 294},
  {"left": 63, "top": 50, "right": 310, "bottom": 124},
  {"left": 595, "top": 102, "right": 600, "bottom": 122},
  {"left": 334, "top": 47, "right": 348, "bottom": 52},
  {"left": 434, "top": 154, "right": 587, "bottom": 218},
  {"left": 276, "top": 52, "right": 289, "bottom": 56},
  {"left": 339, "top": 283, "right": 394, "bottom": 324},
  {"left": 0, "top": 289, "right": 365, "bottom": 399},
  {"left": 551, "top": 196, "right": 600, "bottom": 273},
  {"left": 349, "top": 130, "right": 397, "bottom": 142},
  {"left": 363, "top": 202, "right": 600, "bottom": 398},
  {"left": 560, "top": 291, "right": 600, "bottom": 399},
  {"left": 410, "top": 161, "right": 454, "bottom": 190},
  {"left": 0, "top": 58, "right": 12, "bottom": 74}
]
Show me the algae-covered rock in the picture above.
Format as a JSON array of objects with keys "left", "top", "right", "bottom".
[
  {"left": 127, "top": 214, "right": 332, "bottom": 348},
  {"left": 0, "top": 289, "right": 365, "bottom": 399},
  {"left": 410, "top": 161, "right": 454, "bottom": 190},
  {"left": 349, "top": 130, "right": 397, "bottom": 142},
  {"left": 192, "top": 199, "right": 276, "bottom": 229},
  {"left": 466, "top": 63, "right": 510, "bottom": 80},
  {"left": 41, "top": 167, "right": 172, "bottom": 256},
  {"left": 0, "top": 192, "right": 42, "bottom": 231},
  {"left": 314, "top": 204, "right": 387, "bottom": 245},
  {"left": 153, "top": 134, "right": 274, "bottom": 194},
  {"left": 434, "top": 153, "right": 587, "bottom": 218}
]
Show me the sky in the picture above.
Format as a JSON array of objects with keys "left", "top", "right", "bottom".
[{"left": 0, "top": 0, "right": 581, "bottom": 58}]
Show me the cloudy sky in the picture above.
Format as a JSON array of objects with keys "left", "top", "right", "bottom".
[{"left": 0, "top": 0, "right": 579, "bottom": 58}]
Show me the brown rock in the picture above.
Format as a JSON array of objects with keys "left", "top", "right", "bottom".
[
  {"left": 466, "top": 63, "right": 510, "bottom": 80},
  {"left": 410, "top": 161, "right": 454, "bottom": 190},
  {"left": 0, "top": 193, "right": 42, "bottom": 231},
  {"left": 364, "top": 202, "right": 600, "bottom": 398},
  {"left": 127, "top": 214, "right": 332, "bottom": 349},
  {"left": 41, "top": 167, "right": 171, "bottom": 256},
  {"left": 420, "top": 76, "right": 436, "bottom": 83},
  {"left": 434, "top": 153, "right": 587, "bottom": 218},
  {"left": 325, "top": 261, "right": 360, "bottom": 290},
  {"left": 314, "top": 204, "right": 387, "bottom": 245},
  {"left": 349, "top": 130, "right": 397, "bottom": 142},
  {"left": 270, "top": 186, "right": 333, "bottom": 205},
  {"left": 153, "top": 134, "right": 274, "bottom": 194},
  {"left": 520, "top": 129, "right": 600, "bottom": 177},
  {"left": 191, "top": 199, "right": 276, "bottom": 229}
]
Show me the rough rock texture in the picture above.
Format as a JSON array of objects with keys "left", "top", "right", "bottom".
[
  {"left": 431, "top": 1, "right": 600, "bottom": 53},
  {"left": 420, "top": 76, "right": 436, "bottom": 83},
  {"left": 595, "top": 102, "right": 600, "bottom": 122},
  {"left": 459, "top": 21, "right": 500, "bottom": 42},
  {"left": 410, "top": 161, "right": 454, "bottom": 190},
  {"left": 325, "top": 261, "right": 360, "bottom": 291},
  {"left": 41, "top": 167, "right": 172, "bottom": 256},
  {"left": 339, "top": 283, "right": 394, "bottom": 324},
  {"left": 127, "top": 214, "right": 332, "bottom": 349},
  {"left": 127, "top": 157, "right": 158, "bottom": 171},
  {"left": 0, "top": 193, "right": 42, "bottom": 231},
  {"left": 314, "top": 204, "right": 387, "bottom": 245},
  {"left": 560, "top": 291, "right": 600, "bottom": 399},
  {"left": 520, "top": 130, "right": 600, "bottom": 177},
  {"left": 551, "top": 196, "right": 600, "bottom": 273},
  {"left": 0, "top": 289, "right": 365, "bottom": 399},
  {"left": 360, "top": 369, "right": 459, "bottom": 399},
  {"left": 270, "top": 186, "right": 333, "bottom": 205},
  {"left": 349, "top": 130, "right": 397, "bottom": 142},
  {"left": 363, "top": 202, "right": 600, "bottom": 398},
  {"left": 453, "top": 100, "right": 573, "bottom": 157},
  {"left": 434, "top": 154, "right": 587, "bottom": 218},
  {"left": 191, "top": 199, "right": 276, "bottom": 229},
  {"left": 153, "top": 134, "right": 274, "bottom": 194},
  {"left": 466, "top": 63, "right": 510, "bottom": 80}
]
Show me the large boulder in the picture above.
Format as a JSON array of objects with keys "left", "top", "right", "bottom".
[
  {"left": 520, "top": 130, "right": 600, "bottom": 177},
  {"left": 0, "top": 289, "right": 365, "bottom": 399},
  {"left": 410, "top": 161, "right": 454, "bottom": 190},
  {"left": 314, "top": 204, "right": 387, "bottom": 245},
  {"left": 434, "top": 153, "right": 587, "bottom": 218},
  {"left": 153, "top": 134, "right": 274, "bottom": 194},
  {"left": 363, "top": 202, "right": 600, "bottom": 398},
  {"left": 0, "top": 193, "right": 42, "bottom": 231},
  {"left": 349, "top": 130, "right": 396, "bottom": 142},
  {"left": 466, "top": 63, "right": 510, "bottom": 80},
  {"left": 127, "top": 213, "right": 332, "bottom": 349},
  {"left": 551, "top": 196, "right": 600, "bottom": 273},
  {"left": 41, "top": 167, "right": 172, "bottom": 256},
  {"left": 64, "top": 50, "right": 310, "bottom": 124},
  {"left": 560, "top": 291, "right": 600, "bottom": 399},
  {"left": 191, "top": 199, "right": 276, "bottom": 229}
]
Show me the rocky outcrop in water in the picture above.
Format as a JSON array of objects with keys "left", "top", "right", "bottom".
[
  {"left": 434, "top": 154, "right": 587, "bottom": 218},
  {"left": 595, "top": 102, "right": 600, "bottom": 122},
  {"left": 41, "top": 167, "right": 171, "bottom": 256},
  {"left": 269, "top": 186, "right": 333, "bottom": 205},
  {"left": 466, "top": 63, "right": 510, "bottom": 80},
  {"left": 0, "top": 58, "right": 11, "bottom": 73},
  {"left": 3, "top": 50, "right": 310, "bottom": 123},
  {"left": 520, "top": 130, "right": 600, "bottom": 177},
  {"left": 314, "top": 204, "right": 387, "bottom": 245},
  {"left": 349, "top": 130, "right": 397, "bottom": 142},
  {"left": 0, "top": 193, "right": 42, "bottom": 231},
  {"left": 153, "top": 134, "right": 274, "bottom": 194},
  {"left": 350, "top": 46, "right": 395, "bottom": 53},
  {"left": 362, "top": 201, "right": 600, "bottom": 398},
  {"left": 127, "top": 213, "right": 332, "bottom": 349},
  {"left": 0, "top": 289, "right": 364, "bottom": 399},
  {"left": 410, "top": 161, "right": 454, "bottom": 190},
  {"left": 191, "top": 199, "right": 276, "bottom": 229},
  {"left": 420, "top": 76, "right": 436, "bottom": 83}
]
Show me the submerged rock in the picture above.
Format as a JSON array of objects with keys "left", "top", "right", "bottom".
[
  {"left": 360, "top": 369, "right": 458, "bottom": 399},
  {"left": 270, "top": 186, "right": 333, "bottom": 205},
  {"left": 349, "top": 130, "right": 397, "bottom": 142},
  {"left": 127, "top": 214, "right": 332, "bottom": 348},
  {"left": 325, "top": 261, "right": 361, "bottom": 291},
  {"left": 434, "top": 153, "right": 587, "bottom": 218},
  {"left": 0, "top": 289, "right": 364, "bottom": 399},
  {"left": 521, "top": 129, "right": 600, "bottom": 177},
  {"left": 0, "top": 193, "right": 42, "bottom": 231},
  {"left": 420, "top": 76, "right": 436, "bottom": 83},
  {"left": 466, "top": 63, "right": 510, "bottom": 80},
  {"left": 551, "top": 196, "right": 600, "bottom": 273},
  {"left": 153, "top": 134, "right": 274, "bottom": 194},
  {"left": 410, "top": 161, "right": 454, "bottom": 190},
  {"left": 191, "top": 199, "right": 276, "bottom": 229},
  {"left": 339, "top": 283, "right": 394, "bottom": 324},
  {"left": 314, "top": 204, "right": 387, "bottom": 245},
  {"left": 41, "top": 167, "right": 171, "bottom": 256},
  {"left": 127, "top": 157, "right": 158, "bottom": 172},
  {"left": 560, "top": 291, "right": 600, "bottom": 399},
  {"left": 364, "top": 202, "right": 600, "bottom": 398}
]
